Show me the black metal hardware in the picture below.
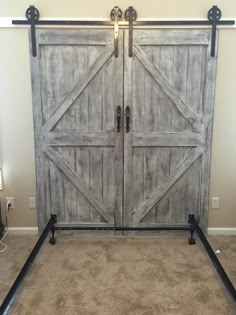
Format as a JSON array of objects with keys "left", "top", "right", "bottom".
[
  {"left": 54, "top": 225, "right": 192, "bottom": 231},
  {"left": 49, "top": 214, "right": 57, "bottom": 245},
  {"left": 110, "top": 7, "right": 123, "bottom": 21},
  {"left": 125, "top": 106, "right": 130, "bottom": 133},
  {"left": 0, "top": 215, "right": 55, "bottom": 315},
  {"left": 12, "top": 6, "right": 234, "bottom": 58},
  {"left": 189, "top": 214, "right": 236, "bottom": 302},
  {"left": 116, "top": 105, "right": 122, "bottom": 133},
  {"left": 124, "top": 6, "right": 137, "bottom": 57},
  {"left": 208, "top": 5, "right": 222, "bottom": 57},
  {"left": 113, "top": 6, "right": 121, "bottom": 58},
  {"left": 124, "top": 6, "right": 138, "bottom": 22},
  {"left": 26, "top": 5, "right": 40, "bottom": 57},
  {"left": 12, "top": 19, "right": 234, "bottom": 27}
]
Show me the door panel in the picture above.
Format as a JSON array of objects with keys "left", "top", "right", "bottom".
[
  {"left": 31, "top": 30, "right": 123, "bottom": 229},
  {"left": 31, "top": 29, "right": 217, "bottom": 232},
  {"left": 124, "top": 29, "right": 217, "bottom": 232}
]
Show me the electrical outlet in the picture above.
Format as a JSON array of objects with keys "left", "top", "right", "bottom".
[
  {"left": 6, "top": 197, "right": 15, "bottom": 209},
  {"left": 212, "top": 197, "right": 220, "bottom": 209},
  {"left": 28, "top": 197, "right": 36, "bottom": 209}
]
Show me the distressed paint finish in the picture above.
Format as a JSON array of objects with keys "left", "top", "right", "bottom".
[
  {"left": 31, "top": 29, "right": 123, "bottom": 229},
  {"left": 124, "top": 29, "right": 217, "bottom": 232},
  {"left": 30, "top": 29, "right": 217, "bottom": 232}
]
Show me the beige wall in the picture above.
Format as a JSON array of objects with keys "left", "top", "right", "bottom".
[{"left": 0, "top": 0, "right": 236, "bottom": 228}]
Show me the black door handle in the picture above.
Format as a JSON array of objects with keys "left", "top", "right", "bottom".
[
  {"left": 116, "top": 105, "right": 121, "bottom": 133},
  {"left": 126, "top": 106, "right": 130, "bottom": 133}
]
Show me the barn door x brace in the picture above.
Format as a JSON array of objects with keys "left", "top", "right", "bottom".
[{"left": 12, "top": 5, "right": 234, "bottom": 58}]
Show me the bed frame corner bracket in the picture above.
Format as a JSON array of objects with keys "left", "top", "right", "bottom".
[
  {"left": 188, "top": 214, "right": 196, "bottom": 245},
  {"left": 49, "top": 214, "right": 57, "bottom": 245}
]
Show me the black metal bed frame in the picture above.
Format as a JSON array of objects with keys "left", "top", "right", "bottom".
[{"left": 0, "top": 214, "right": 235, "bottom": 314}]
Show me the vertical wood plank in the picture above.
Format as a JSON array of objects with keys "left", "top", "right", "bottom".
[
  {"left": 44, "top": 46, "right": 65, "bottom": 222},
  {"left": 155, "top": 46, "right": 172, "bottom": 223},
  {"left": 74, "top": 46, "right": 89, "bottom": 132},
  {"left": 169, "top": 46, "right": 188, "bottom": 223},
  {"left": 132, "top": 148, "right": 144, "bottom": 217},
  {"left": 141, "top": 47, "right": 159, "bottom": 223},
  {"left": 103, "top": 148, "right": 115, "bottom": 218},
  {"left": 200, "top": 35, "right": 218, "bottom": 233},
  {"left": 184, "top": 46, "right": 206, "bottom": 222},
  {"left": 30, "top": 43, "right": 46, "bottom": 230},
  {"left": 124, "top": 30, "right": 133, "bottom": 227},
  {"left": 87, "top": 46, "right": 104, "bottom": 222},
  {"left": 89, "top": 148, "right": 104, "bottom": 222},
  {"left": 57, "top": 47, "right": 77, "bottom": 223},
  {"left": 142, "top": 148, "right": 157, "bottom": 223},
  {"left": 131, "top": 53, "right": 145, "bottom": 223},
  {"left": 76, "top": 147, "right": 90, "bottom": 222}
]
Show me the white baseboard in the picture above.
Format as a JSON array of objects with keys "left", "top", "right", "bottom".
[
  {"left": 8, "top": 227, "right": 38, "bottom": 235},
  {"left": 208, "top": 227, "right": 236, "bottom": 235}
]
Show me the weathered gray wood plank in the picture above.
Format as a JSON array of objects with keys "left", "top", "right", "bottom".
[
  {"left": 44, "top": 132, "right": 115, "bottom": 147},
  {"left": 37, "top": 29, "right": 113, "bottom": 45},
  {"left": 183, "top": 46, "right": 206, "bottom": 223},
  {"left": 169, "top": 46, "right": 187, "bottom": 223},
  {"left": 76, "top": 148, "right": 90, "bottom": 222},
  {"left": 155, "top": 46, "right": 172, "bottom": 223},
  {"left": 123, "top": 29, "right": 133, "bottom": 227},
  {"left": 132, "top": 132, "right": 204, "bottom": 147},
  {"left": 57, "top": 46, "right": 77, "bottom": 224},
  {"left": 133, "top": 29, "right": 210, "bottom": 46},
  {"left": 29, "top": 43, "right": 47, "bottom": 230},
  {"left": 43, "top": 46, "right": 113, "bottom": 133},
  {"left": 89, "top": 148, "right": 104, "bottom": 222},
  {"left": 44, "top": 146, "right": 114, "bottom": 224},
  {"left": 133, "top": 44, "right": 201, "bottom": 131},
  {"left": 133, "top": 147, "right": 203, "bottom": 224},
  {"left": 44, "top": 46, "right": 65, "bottom": 223},
  {"left": 200, "top": 33, "right": 218, "bottom": 233}
]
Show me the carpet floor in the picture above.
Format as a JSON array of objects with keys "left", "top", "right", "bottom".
[{"left": 0, "top": 234, "right": 236, "bottom": 315}]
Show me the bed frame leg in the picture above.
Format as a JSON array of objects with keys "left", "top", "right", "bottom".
[
  {"left": 188, "top": 214, "right": 196, "bottom": 245},
  {"left": 49, "top": 214, "right": 57, "bottom": 245}
]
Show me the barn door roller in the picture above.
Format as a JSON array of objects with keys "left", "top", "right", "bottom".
[
  {"left": 124, "top": 7, "right": 138, "bottom": 57},
  {"left": 110, "top": 6, "right": 123, "bottom": 57},
  {"left": 12, "top": 5, "right": 234, "bottom": 58}
]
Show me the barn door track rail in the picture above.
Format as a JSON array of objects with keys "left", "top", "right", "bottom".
[
  {"left": 12, "top": 5, "right": 235, "bottom": 57},
  {"left": 0, "top": 214, "right": 235, "bottom": 314}
]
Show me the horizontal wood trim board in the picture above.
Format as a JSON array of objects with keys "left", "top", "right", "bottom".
[
  {"left": 44, "top": 146, "right": 114, "bottom": 224},
  {"left": 37, "top": 29, "right": 113, "bottom": 45},
  {"left": 133, "top": 44, "right": 201, "bottom": 131},
  {"left": 133, "top": 146, "right": 203, "bottom": 224},
  {"left": 133, "top": 29, "right": 210, "bottom": 45},
  {"left": 43, "top": 45, "right": 113, "bottom": 133},
  {"left": 44, "top": 132, "right": 115, "bottom": 146},
  {"left": 132, "top": 132, "right": 204, "bottom": 147}
]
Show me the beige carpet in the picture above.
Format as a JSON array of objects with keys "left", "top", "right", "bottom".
[{"left": 0, "top": 234, "right": 234, "bottom": 315}]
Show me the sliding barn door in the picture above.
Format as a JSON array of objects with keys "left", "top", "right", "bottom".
[
  {"left": 30, "top": 30, "right": 123, "bottom": 230},
  {"left": 124, "top": 30, "right": 217, "bottom": 232}
]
